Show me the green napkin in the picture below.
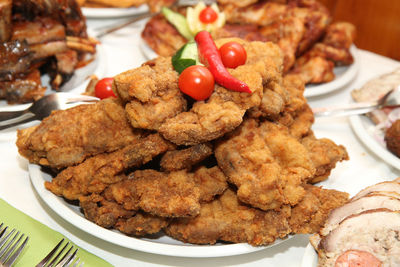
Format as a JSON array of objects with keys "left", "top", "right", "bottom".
[{"left": 0, "top": 198, "right": 113, "bottom": 267}]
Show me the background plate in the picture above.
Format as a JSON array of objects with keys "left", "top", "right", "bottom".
[
  {"left": 350, "top": 114, "right": 400, "bottom": 171},
  {"left": 82, "top": 5, "right": 148, "bottom": 18},
  {"left": 29, "top": 163, "right": 291, "bottom": 257},
  {"left": 304, "top": 45, "right": 360, "bottom": 98}
]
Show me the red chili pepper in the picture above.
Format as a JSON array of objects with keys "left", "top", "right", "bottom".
[{"left": 194, "top": 31, "right": 251, "bottom": 94}]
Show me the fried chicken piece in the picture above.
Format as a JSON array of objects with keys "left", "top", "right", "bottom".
[
  {"left": 45, "top": 134, "right": 171, "bottom": 200},
  {"left": 287, "top": 104, "right": 314, "bottom": 139},
  {"left": 288, "top": 56, "right": 334, "bottom": 84},
  {"left": 103, "top": 166, "right": 227, "bottom": 217},
  {"left": 17, "top": 98, "right": 142, "bottom": 168},
  {"left": 289, "top": 184, "right": 349, "bottom": 234},
  {"left": 301, "top": 133, "right": 349, "bottom": 184},
  {"left": 299, "top": 43, "right": 354, "bottom": 66},
  {"left": 212, "top": 24, "right": 269, "bottom": 42},
  {"left": 260, "top": 17, "right": 305, "bottom": 72},
  {"left": 159, "top": 38, "right": 283, "bottom": 145},
  {"left": 323, "top": 22, "right": 356, "bottom": 50},
  {"left": 292, "top": 6, "right": 331, "bottom": 56},
  {"left": 105, "top": 169, "right": 201, "bottom": 217},
  {"left": 193, "top": 166, "right": 228, "bottom": 203},
  {"left": 141, "top": 14, "right": 186, "bottom": 57},
  {"left": 215, "top": 119, "right": 315, "bottom": 211},
  {"left": 113, "top": 57, "right": 187, "bottom": 131},
  {"left": 80, "top": 193, "right": 135, "bottom": 228},
  {"left": 165, "top": 189, "right": 292, "bottom": 246},
  {"left": 115, "top": 212, "right": 169, "bottom": 236},
  {"left": 223, "top": 2, "right": 288, "bottom": 27},
  {"left": 282, "top": 73, "right": 308, "bottom": 116},
  {"left": 160, "top": 143, "right": 213, "bottom": 171},
  {"left": 248, "top": 78, "right": 288, "bottom": 120},
  {"left": 80, "top": 193, "right": 168, "bottom": 236}
]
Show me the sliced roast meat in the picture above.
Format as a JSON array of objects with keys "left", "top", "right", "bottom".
[
  {"left": 319, "top": 209, "right": 400, "bottom": 267},
  {"left": 321, "top": 194, "right": 400, "bottom": 236},
  {"left": 12, "top": 17, "right": 66, "bottom": 45},
  {"left": 350, "top": 180, "right": 400, "bottom": 201}
]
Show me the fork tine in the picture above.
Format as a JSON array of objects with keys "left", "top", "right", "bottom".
[
  {"left": 55, "top": 248, "right": 78, "bottom": 267},
  {"left": 3, "top": 235, "right": 29, "bottom": 267},
  {"left": 0, "top": 229, "right": 17, "bottom": 258},
  {"left": 35, "top": 238, "right": 64, "bottom": 267},
  {"left": 1, "top": 233, "right": 24, "bottom": 263},
  {"left": 0, "top": 225, "right": 8, "bottom": 240},
  {"left": 47, "top": 240, "right": 70, "bottom": 267}
]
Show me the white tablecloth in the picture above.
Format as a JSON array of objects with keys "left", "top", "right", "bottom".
[{"left": 1, "top": 17, "right": 400, "bottom": 267}]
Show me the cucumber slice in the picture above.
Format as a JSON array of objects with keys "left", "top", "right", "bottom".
[
  {"left": 162, "top": 7, "right": 194, "bottom": 40},
  {"left": 172, "top": 41, "right": 201, "bottom": 74}
]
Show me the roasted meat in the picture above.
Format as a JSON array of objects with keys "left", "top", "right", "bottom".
[
  {"left": 0, "top": 0, "right": 94, "bottom": 103},
  {"left": 0, "top": 40, "right": 33, "bottom": 81},
  {"left": 0, "top": 68, "right": 46, "bottom": 103}
]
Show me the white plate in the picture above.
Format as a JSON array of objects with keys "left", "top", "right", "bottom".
[
  {"left": 29, "top": 163, "right": 293, "bottom": 257},
  {"left": 304, "top": 45, "right": 360, "bottom": 98},
  {"left": 82, "top": 5, "right": 148, "bottom": 18},
  {"left": 349, "top": 115, "right": 400, "bottom": 171},
  {"left": 0, "top": 42, "right": 107, "bottom": 109},
  {"left": 301, "top": 243, "right": 318, "bottom": 267},
  {"left": 139, "top": 38, "right": 158, "bottom": 60}
]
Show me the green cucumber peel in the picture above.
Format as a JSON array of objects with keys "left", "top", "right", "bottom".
[
  {"left": 162, "top": 7, "right": 194, "bottom": 41},
  {"left": 172, "top": 41, "right": 202, "bottom": 74}
]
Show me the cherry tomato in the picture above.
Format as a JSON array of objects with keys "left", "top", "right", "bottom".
[
  {"left": 199, "top": 7, "right": 218, "bottom": 24},
  {"left": 95, "top": 77, "right": 117, "bottom": 99},
  {"left": 219, "top": 42, "right": 247, "bottom": 69},
  {"left": 178, "top": 65, "right": 215, "bottom": 100}
]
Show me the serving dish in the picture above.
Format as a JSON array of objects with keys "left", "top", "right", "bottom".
[
  {"left": 29, "top": 163, "right": 290, "bottom": 257},
  {"left": 350, "top": 114, "right": 400, "bottom": 171},
  {"left": 82, "top": 5, "right": 148, "bottom": 18},
  {"left": 301, "top": 243, "right": 318, "bottom": 267}
]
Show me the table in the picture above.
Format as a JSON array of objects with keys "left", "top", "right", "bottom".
[{"left": 1, "top": 17, "right": 400, "bottom": 267}]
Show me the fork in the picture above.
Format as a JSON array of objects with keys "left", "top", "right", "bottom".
[
  {"left": 0, "top": 223, "right": 29, "bottom": 267},
  {"left": 36, "top": 238, "right": 83, "bottom": 267},
  {"left": 94, "top": 0, "right": 216, "bottom": 38},
  {"left": 0, "top": 93, "right": 98, "bottom": 130}
]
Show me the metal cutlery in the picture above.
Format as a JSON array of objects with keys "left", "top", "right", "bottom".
[
  {"left": 0, "top": 223, "right": 29, "bottom": 267},
  {"left": 0, "top": 93, "right": 98, "bottom": 130}
]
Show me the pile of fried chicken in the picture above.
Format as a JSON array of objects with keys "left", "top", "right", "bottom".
[
  {"left": 142, "top": 0, "right": 356, "bottom": 85},
  {"left": 17, "top": 38, "right": 349, "bottom": 246},
  {"left": 0, "top": 0, "right": 96, "bottom": 104}
]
